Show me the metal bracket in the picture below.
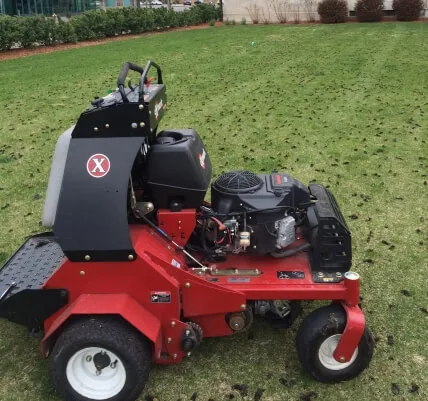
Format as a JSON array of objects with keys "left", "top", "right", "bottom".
[
  {"left": 0, "top": 282, "right": 16, "bottom": 303},
  {"left": 210, "top": 268, "right": 261, "bottom": 277},
  {"left": 333, "top": 303, "right": 365, "bottom": 362}
]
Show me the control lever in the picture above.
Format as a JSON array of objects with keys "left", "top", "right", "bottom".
[{"left": 91, "top": 97, "right": 104, "bottom": 108}]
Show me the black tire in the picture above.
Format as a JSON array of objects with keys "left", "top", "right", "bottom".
[
  {"left": 50, "top": 317, "right": 152, "bottom": 401},
  {"left": 296, "top": 304, "right": 374, "bottom": 383}
]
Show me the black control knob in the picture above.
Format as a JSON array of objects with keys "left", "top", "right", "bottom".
[{"left": 91, "top": 97, "right": 105, "bottom": 108}]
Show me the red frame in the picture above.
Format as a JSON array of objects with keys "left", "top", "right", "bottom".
[{"left": 42, "top": 210, "right": 365, "bottom": 364}]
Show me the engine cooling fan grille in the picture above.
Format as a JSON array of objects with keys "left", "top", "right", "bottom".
[{"left": 213, "top": 171, "right": 263, "bottom": 194}]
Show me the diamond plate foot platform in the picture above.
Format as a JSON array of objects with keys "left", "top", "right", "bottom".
[{"left": 0, "top": 233, "right": 64, "bottom": 302}]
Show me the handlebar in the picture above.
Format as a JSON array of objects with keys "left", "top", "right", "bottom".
[{"left": 117, "top": 61, "right": 163, "bottom": 103}]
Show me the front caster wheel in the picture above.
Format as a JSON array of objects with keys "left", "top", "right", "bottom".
[
  {"left": 296, "top": 304, "right": 374, "bottom": 383},
  {"left": 50, "top": 317, "right": 152, "bottom": 401}
]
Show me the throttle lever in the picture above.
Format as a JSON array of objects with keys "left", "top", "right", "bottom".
[{"left": 91, "top": 98, "right": 104, "bottom": 108}]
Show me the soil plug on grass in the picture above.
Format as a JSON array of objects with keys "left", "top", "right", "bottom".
[
  {"left": 232, "top": 384, "right": 248, "bottom": 397},
  {"left": 408, "top": 383, "right": 419, "bottom": 394},
  {"left": 300, "top": 391, "right": 317, "bottom": 401},
  {"left": 391, "top": 383, "right": 400, "bottom": 395},
  {"left": 254, "top": 388, "right": 265, "bottom": 401},
  {"left": 279, "top": 377, "right": 297, "bottom": 387}
]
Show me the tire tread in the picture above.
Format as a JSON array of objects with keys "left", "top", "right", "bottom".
[
  {"left": 296, "top": 304, "right": 374, "bottom": 383},
  {"left": 50, "top": 316, "right": 151, "bottom": 401}
]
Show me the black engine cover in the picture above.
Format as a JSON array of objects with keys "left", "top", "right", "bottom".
[
  {"left": 145, "top": 129, "right": 212, "bottom": 209},
  {"left": 211, "top": 171, "right": 312, "bottom": 217}
]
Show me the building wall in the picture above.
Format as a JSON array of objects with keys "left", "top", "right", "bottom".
[
  {"left": 106, "top": 0, "right": 132, "bottom": 7},
  {"left": 1, "top": 0, "right": 97, "bottom": 15},
  {"left": 224, "top": 0, "right": 318, "bottom": 23},
  {"left": 223, "top": 0, "right": 404, "bottom": 23}
]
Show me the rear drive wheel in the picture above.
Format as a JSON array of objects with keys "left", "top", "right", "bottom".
[
  {"left": 50, "top": 317, "right": 152, "bottom": 401},
  {"left": 296, "top": 304, "right": 374, "bottom": 383}
]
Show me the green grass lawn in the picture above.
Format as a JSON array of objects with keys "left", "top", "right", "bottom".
[{"left": 0, "top": 22, "right": 427, "bottom": 401}]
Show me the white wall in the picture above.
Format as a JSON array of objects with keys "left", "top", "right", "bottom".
[
  {"left": 224, "top": 0, "right": 320, "bottom": 23},
  {"left": 224, "top": 0, "right": 399, "bottom": 23}
]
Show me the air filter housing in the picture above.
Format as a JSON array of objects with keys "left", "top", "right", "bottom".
[
  {"left": 213, "top": 171, "right": 263, "bottom": 194},
  {"left": 211, "top": 171, "right": 312, "bottom": 217}
]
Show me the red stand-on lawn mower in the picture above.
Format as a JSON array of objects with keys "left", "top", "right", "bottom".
[{"left": 0, "top": 62, "right": 373, "bottom": 401}]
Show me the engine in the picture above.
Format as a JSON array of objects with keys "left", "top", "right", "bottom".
[
  {"left": 143, "top": 130, "right": 351, "bottom": 272},
  {"left": 199, "top": 170, "right": 312, "bottom": 257}
]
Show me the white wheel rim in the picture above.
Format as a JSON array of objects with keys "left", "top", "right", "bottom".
[
  {"left": 66, "top": 347, "right": 126, "bottom": 400},
  {"left": 318, "top": 334, "right": 358, "bottom": 371}
]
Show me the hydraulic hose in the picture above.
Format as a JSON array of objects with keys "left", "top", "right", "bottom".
[{"left": 270, "top": 243, "right": 311, "bottom": 259}]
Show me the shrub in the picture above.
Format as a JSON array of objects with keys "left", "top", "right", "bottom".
[
  {"left": 209, "top": 19, "right": 216, "bottom": 26},
  {"left": 241, "top": 17, "right": 247, "bottom": 25},
  {"left": 171, "top": 10, "right": 187, "bottom": 28},
  {"left": 79, "top": 10, "right": 109, "bottom": 38},
  {"left": 69, "top": 14, "right": 97, "bottom": 41},
  {"left": 246, "top": 4, "right": 261, "bottom": 24},
  {"left": 317, "top": 0, "right": 348, "bottom": 23},
  {"left": 122, "top": 8, "right": 149, "bottom": 33},
  {"left": 303, "top": 0, "right": 318, "bottom": 22},
  {"left": 153, "top": 7, "right": 170, "bottom": 29},
  {"left": 56, "top": 18, "right": 78, "bottom": 44},
  {"left": 20, "top": 15, "right": 53, "bottom": 47},
  {"left": 0, "top": 4, "right": 218, "bottom": 51},
  {"left": 355, "top": 0, "right": 384, "bottom": 22},
  {"left": 270, "top": 0, "right": 288, "bottom": 23},
  {"left": 0, "top": 16, "right": 21, "bottom": 51},
  {"left": 196, "top": 3, "right": 220, "bottom": 22},
  {"left": 392, "top": 0, "right": 424, "bottom": 21},
  {"left": 166, "top": 8, "right": 180, "bottom": 28},
  {"left": 104, "top": 8, "right": 127, "bottom": 36}
]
